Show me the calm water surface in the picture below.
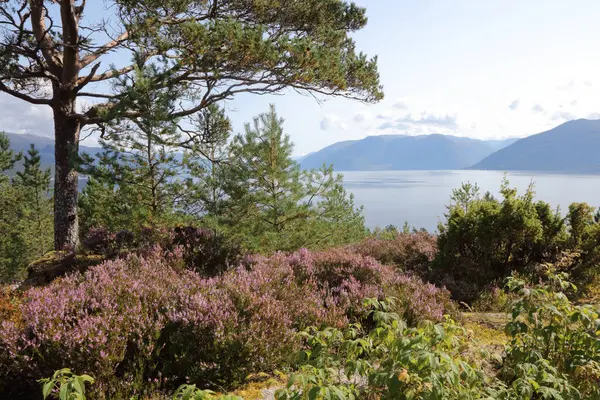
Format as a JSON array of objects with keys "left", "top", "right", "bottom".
[{"left": 340, "top": 170, "right": 600, "bottom": 231}]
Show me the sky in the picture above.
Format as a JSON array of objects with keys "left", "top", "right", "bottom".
[{"left": 3, "top": 0, "right": 600, "bottom": 156}]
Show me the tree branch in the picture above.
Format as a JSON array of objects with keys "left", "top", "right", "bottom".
[
  {"left": 29, "top": 1, "right": 61, "bottom": 75},
  {"left": 0, "top": 81, "right": 52, "bottom": 105},
  {"left": 80, "top": 31, "right": 129, "bottom": 68},
  {"left": 83, "top": 63, "right": 137, "bottom": 83},
  {"left": 60, "top": 0, "right": 80, "bottom": 82},
  {"left": 74, "top": 62, "right": 102, "bottom": 91}
]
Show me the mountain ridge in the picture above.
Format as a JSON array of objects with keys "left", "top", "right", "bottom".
[
  {"left": 470, "top": 119, "right": 600, "bottom": 173},
  {"left": 300, "top": 134, "right": 518, "bottom": 171}
]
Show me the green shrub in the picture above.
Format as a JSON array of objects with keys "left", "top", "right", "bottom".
[
  {"left": 39, "top": 368, "right": 94, "bottom": 400},
  {"left": 501, "top": 272, "right": 600, "bottom": 399},
  {"left": 433, "top": 179, "right": 566, "bottom": 303},
  {"left": 275, "top": 298, "right": 497, "bottom": 400}
]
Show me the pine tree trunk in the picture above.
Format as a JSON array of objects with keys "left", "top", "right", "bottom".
[{"left": 53, "top": 98, "right": 81, "bottom": 250}]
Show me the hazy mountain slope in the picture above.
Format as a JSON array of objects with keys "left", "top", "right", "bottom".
[
  {"left": 471, "top": 119, "right": 600, "bottom": 173},
  {"left": 300, "top": 134, "right": 509, "bottom": 171},
  {"left": 486, "top": 138, "right": 520, "bottom": 152},
  {"left": 3, "top": 132, "right": 102, "bottom": 171}
]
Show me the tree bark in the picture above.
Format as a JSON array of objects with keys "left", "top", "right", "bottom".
[{"left": 53, "top": 96, "right": 81, "bottom": 250}]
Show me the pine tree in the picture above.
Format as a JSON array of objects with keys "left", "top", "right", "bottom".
[
  {"left": 0, "top": 132, "right": 21, "bottom": 179},
  {"left": 303, "top": 165, "right": 366, "bottom": 248},
  {"left": 0, "top": 138, "right": 51, "bottom": 282},
  {"left": 14, "top": 145, "right": 54, "bottom": 258},
  {"left": 0, "top": 181, "right": 26, "bottom": 283},
  {"left": 0, "top": 133, "right": 26, "bottom": 282},
  {"left": 79, "top": 68, "right": 190, "bottom": 233},
  {"left": 1, "top": 0, "right": 382, "bottom": 250},
  {"left": 185, "top": 105, "right": 233, "bottom": 216},
  {"left": 220, "top": 106, "right": 365, "bottom": 252}
]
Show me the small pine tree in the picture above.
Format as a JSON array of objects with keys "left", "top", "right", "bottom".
[
  {"left": 0, "top": 138, "right": 51, "bottom": 282},
  {"left": 14, "top": 145, "right": 54, "bottom": 258},
  {"left": 185, "top": 104, "right": 233, "bottom": 216},
  {"left": 218, "top": 105, "right": 365, "bottom": 252},
  {"left": 79, "top": 67, "right": 190, "bottom": 233},
  {"left": 0, "top": 132, "right": 21, "bottom": 179},
  {"left": 0, "top": 181, "right": 27, "bottom": 282}
]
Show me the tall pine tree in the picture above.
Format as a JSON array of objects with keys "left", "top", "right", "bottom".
[
  {"left": 185, "top": 105, "right": 233, "bottom": 217},
  {"left": 0, "top": 139, "right": 52, "bottom": 283},
  {"left": 219, "top": 105, "right": 365, "bottom": 252},
  {"left": 79, "top": 68, "right": 190, "bottom": 233},
  {"left": 14, "top": 145, "right": 53, "bottom": 258}
]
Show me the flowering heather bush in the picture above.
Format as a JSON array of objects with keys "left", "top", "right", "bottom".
[
  {"left": 80, "top": 226, "right": 241, "bottom": 277},
  {"left": 349, "top": 231, "right": 437, "bottom": 275},
  {"left": 0, "top": 247, "right": 452, "bottom": 398}
]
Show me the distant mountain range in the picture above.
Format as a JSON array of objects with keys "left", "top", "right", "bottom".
[
  {"left": 6, "top": 119, "right": 600, "bottom": 173},
  {"left": 300, "top": 134, "right": 518, "bottom": 170},
  {"left": 471, "top": 119, "right": 600, "bottom": 173},
  {"left": 2, "top": 132, "right": 101, "bottom": 171}
]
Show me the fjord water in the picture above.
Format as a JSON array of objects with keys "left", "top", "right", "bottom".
[{"left": 341, "top": 170, "right": 600, "bottom": 231}]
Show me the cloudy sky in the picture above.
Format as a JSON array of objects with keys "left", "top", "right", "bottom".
[{"left": 3, "top": 0, "right": 600, "bottom": 155}]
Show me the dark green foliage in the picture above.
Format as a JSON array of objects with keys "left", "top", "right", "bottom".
[
  {"left": 14, "top": 145, "right": 54, "bottom": 259},
  {"left": 79, "top": 68, "right": 191, "bottom": 233},
  {"left": 566, "top": 202, "right": 595, "bottom": 249},
  {"left": 433, "top": 179, "right": 566, "bottom": 302},
  {"left": 0, "top": 132, "right": 21, "bottom": 178},
  {"left": 213, "top": 105, "right": 365, "bottom": 252},
  {"left": 0, "top": 181, "right": 28, "bottom": 282},
  {"left": 185, "top": 105, "right": 233, "bottom": 217},
  {"left": 0, "top": 139, "right": 53, "bottom": 283},
  {"left": 81, "top": 226, "right": 241, "bottom": 277},
  {"left": 171, "top": 226, "right": 242, "bottom": 277}
]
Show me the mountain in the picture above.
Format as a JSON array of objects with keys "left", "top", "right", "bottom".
[
  {"left": 3, "top": 132, "right": 102, "bottom": 171},
  {"left": 300, "top": 134, "right": 517, "bottom": 171},
  {"left": 471, "top": 119, "right": 600, "bottom": 173}
]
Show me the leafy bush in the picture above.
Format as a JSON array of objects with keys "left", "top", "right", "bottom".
[
  {"left": 37, "top": 371, "right": 240, "bottom": 400},
  {"left": 275, "top": 298, "right": 497, "bottom": 400},
  {"left": 433, "top": 180, "right": 566, "bottom": 303},
  {"left": 276, "top": 273, "right": 600, "bottom": 400},
  {"left": 173, "top": 384, "right": 242, "bottom": 400},
  {"left": 0, "top": 248, "right": 451, "bottom": 398},
  {"left": 171, "top": 226, "right": 242, "bottom": 276},
  {"left": 501, "top": 273, "right": 600, "bottom": 399},
  {"left": 39, "top": 368, "right": 94, "bottom": 400},
  {"left": 471, "top": 286, "right": 515, "bottom": 312}
]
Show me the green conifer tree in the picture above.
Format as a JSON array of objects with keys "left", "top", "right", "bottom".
[
  {"left": 219, "top": 105, "right": 365, "bottom": 252},
  {"left": 79, "top": 68, "right": 190, "bottom": 233},
  {"left": 185, "top": 105, "right": 233, "bottom": 217},
  {"left": 0, "top": 132, "right": 21, "bottom": 179},
  {"left": 0, "top": 137, "right": 51, "bottom": 282},
  {"left": 14, "top": 144, "right": 54, "bottom": 258}
]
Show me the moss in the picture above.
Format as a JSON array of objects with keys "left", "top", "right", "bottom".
[
  {"left": 232, "top": 372, "right": 287, "bottom": 399},
  {"left": 19, "top": 251, "right": 105, "bottom": 290}
]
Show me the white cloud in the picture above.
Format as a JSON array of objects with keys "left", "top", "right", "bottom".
[
  {"left": 531, "top": 104, "right": 545, "bottom": 113},
  {"left": 551, "top": 110, "right": 576, "bottom": 121},
  {"left": 508, "top": 99, "right": 520, "bottom": 110},
  {"left": 320, "top": 114, "right": 347, "bottom": 131},
  {"left": 377, "top": 112, "right": 458, "bottom": 134},
  {"left": 393, "top": 100, "right": 408, "bottom": 109},
  {"left": 0, "top": 94, "right": 54, "bottom": 136},
  {"left": 353, "top": 112, "right": 368, "bottom": 123}
]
